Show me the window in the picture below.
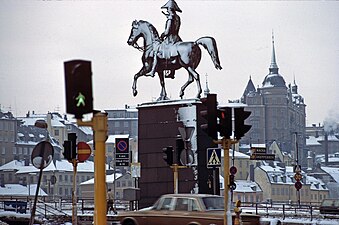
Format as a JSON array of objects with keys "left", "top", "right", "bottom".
[
  {"left": 65, "top": 175, "right": 68, "bottom": 182},
  {"left": 59, "top": 175, "right": 63, "bottom": 182},
  {"left": 272, "top": 188, "right": 275, "bottom": 195},
  {"left": 116, "top": 181, "right": 120, "bottom": 187},
  {"left": 175, "top": 198, "right": 188, "bottom": 211},
  {"left": 114, "top": 121, "right": 120, "bottom": 128},
  {"left": 122, "top": 181, "right": 126, "bottom": 187},
  {"left": 2, "top": 147, "right": 6, "bottom": 154},
  {"left": 59, "top": 187, "right": 63, "bottom": 195},
  {"left": 54, "top": 130, "right": 59, "bottom": 136},
  {"left": 160, "top": 198, "right": 172, "bottom": 210},
  {"left": 128, "top": 181, "right": 132, "bottom": 187},
  {"left": 124, "top": 121, "right": 129, "bottom": 128}
]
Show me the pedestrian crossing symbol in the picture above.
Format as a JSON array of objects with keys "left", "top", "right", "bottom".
[{"left": 207, "top": 148, "right": 222, "bottom": 168}]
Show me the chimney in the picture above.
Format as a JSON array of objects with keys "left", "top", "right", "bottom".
[
  {"left": 324, "top": 133, "right": 329, "bottom": 165},
  {"left": 249, "top": 164, "right": 255, "bottom": 182}
]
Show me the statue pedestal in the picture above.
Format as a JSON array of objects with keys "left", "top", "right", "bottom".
[{"left": 137, "top": 98, "right": 219, "bottom": 208}]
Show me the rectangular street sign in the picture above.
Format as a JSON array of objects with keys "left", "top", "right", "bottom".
[
  {"left": 250, "top": 153, "right": 275, "bottom": 161},
  {"left": 115, "top": 138, "right": 130, "bottom": 167},
  {"left": 207, "top": 148, "right": 222, "bottom": 168},
  {"left": 251, "top": 147, "right": 267, "bottom": 154}
]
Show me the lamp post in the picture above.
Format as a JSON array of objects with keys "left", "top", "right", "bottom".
[{"left": 29, "top": 119, "right": 53, "bottom": 225}]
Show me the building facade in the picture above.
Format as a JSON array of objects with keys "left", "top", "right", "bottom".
[
  {"left": 240, "top": 37, "right": 306, "bottom": 166},
  {"left": 105, "top": 106, "right": 138, "bottom": 139}
]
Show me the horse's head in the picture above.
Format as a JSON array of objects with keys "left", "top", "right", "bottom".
[{"left": 127, "top": 20, "right": 142, "bottom": 47}]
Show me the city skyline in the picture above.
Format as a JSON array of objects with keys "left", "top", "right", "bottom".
[{"left": 0, "top": 0, "right": 338, "bottom": 126}]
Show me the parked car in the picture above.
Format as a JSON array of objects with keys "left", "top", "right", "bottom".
[
  {"left": 112, "top": 193, "right": 260, "bottom": 225},
  {"left": 320, "top": 199, "right": 339, "bottom": 214}
]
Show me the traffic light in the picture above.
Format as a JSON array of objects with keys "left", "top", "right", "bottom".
[
  {"left": 176, "top": 138, "right": 185, "bottom": 166},
  {"left": 68, "top": 133, "right": 77, "bottom": 161},
  {"left": 294, "top": 165, "right": 303, "bottom": 190},
  {"left": 63, "top": 140, "right": 72, "bottom": 161},
  {"left": 234, "top": 107, "right": 252, "bottom": 140},
  {"left": 64, "top": 60, "right": 93, "bottom": 119},
  {"left": 200, "top": 94, "right": 217, "bottom": 139},
  {"left": 229, "top": 174, "right": 236, "bottom": 190},
  {"left": 217, "top": 107, "right": 232, "bottom": 138},
  {"left": 162, "top": 146, "right": 173, "bottom": 166}
]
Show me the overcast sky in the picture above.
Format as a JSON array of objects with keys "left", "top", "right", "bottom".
[{"left": 0, "top": 0, "right": 338, "bottom": 126}]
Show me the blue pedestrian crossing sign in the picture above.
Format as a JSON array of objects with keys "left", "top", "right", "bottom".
[{"left": 207, "top": 148, "right": 222, "bottom": 168}]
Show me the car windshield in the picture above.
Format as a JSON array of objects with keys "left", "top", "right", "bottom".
[{"left": 202, "top": 197, "right": 224, "bottom": 210}]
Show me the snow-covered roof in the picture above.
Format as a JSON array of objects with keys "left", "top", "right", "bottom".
[
  {"left": 0, "top": 184, "right": 47, "bottom": 196},
  {"left": 80, "top": 173, "right": 123, "bottom": 185},
  {"left": 2, "top": 159, "right": 97, "bottom": 174},
  {"left": 0, "top": 160, "right": 26, "bottom": 171},
  {"left": 321, "top": 166, "right": 339, "bottom": 183},
  {"left": 234, "top": 180, "right": 262, "bottom": 193},
  {"left": 306, "top": 136, "right": 321, "bottom": 146},
  {"left": 221, "top": 149, "right": 250, "bottom": 159}
]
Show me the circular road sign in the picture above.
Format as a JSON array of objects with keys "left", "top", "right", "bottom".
[
  {"left": 116, "top": 139, "right": 128, "bottom": 152},
  {"left": 230, "top": 166, "right": 237, "bottom": 175},
  {"left": 294, "top": 173, "right": 302, "bottom": 181},
  {"left": 77, "top": 142, "right": 92, "bottom": 162},
  {"left": 31, "top": 141, "right": 54, "bottom": 169},
  {"left": 295, "top": 181, "right": 302, "bottom": 190}
]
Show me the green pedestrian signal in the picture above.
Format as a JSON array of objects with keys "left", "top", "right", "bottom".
[
  {"left": 64, "top": 60, "right": 93, "bottom": 119},
  {"left": 76, "top": 92, "right": 86, "bottom": 107}
]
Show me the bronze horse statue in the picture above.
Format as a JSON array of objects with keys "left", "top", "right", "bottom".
[{"left": 127, "top": 20, "right": 222, "bottom": 100}]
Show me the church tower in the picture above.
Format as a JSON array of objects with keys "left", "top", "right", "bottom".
[{"left": 241, "top": 34, "right": 306, "bottom": 165}]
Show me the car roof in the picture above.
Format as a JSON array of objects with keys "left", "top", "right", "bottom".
[{"left": 161, "top": 193, "right": 222, "bottom": 198}]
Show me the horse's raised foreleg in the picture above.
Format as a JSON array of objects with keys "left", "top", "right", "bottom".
[
  {"left": 132, "top": 67, "right": 147, "bottom": 97},
  {"left": 157, "top": 71, "right": 169, "bottom": 101},
  {"left": 187, "top": 67, "right": 202, "bottom": 99},
  {"left": 180, "top": 69, "right": 194, "bottom": 99}
]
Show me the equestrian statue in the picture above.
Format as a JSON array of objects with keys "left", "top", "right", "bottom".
[{"left": 127, "top": 0, "right": 222, "bottom": 100}]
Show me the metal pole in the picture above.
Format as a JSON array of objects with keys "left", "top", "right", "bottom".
[
  {"left": 223, "top": 138, "right": 230, "bottom": 225},
  {"left": 29, "top": 166, "right": 43, "bottom": 225},
  {"left": 93, "top": 113, "right": 108, "bottom": 225},
  {"left": 78, "top": 113, "right": 108, "bottom": 225},
  {"left": 113, "top": 145, "right": 116, "bottom": 212},
  {"left": 173, "top": 164, "right": 179, "bottom": 194},
  {"left": 213, "top": 169, "right": 216, "bottom": 195},
  {"left": 72, "top": 160, "right": 78, "bottom": 225}
]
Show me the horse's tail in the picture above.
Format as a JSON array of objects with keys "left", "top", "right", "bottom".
[{"left": 196, "top": 37, "right": 222, "bottom": 70}]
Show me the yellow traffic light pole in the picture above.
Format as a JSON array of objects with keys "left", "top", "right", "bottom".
[
  {"left": 214, "top": 137, "right": 238, "bottom": 225},
  {"left": 77, "top": 112, "right": 108, "bottom": 225}
]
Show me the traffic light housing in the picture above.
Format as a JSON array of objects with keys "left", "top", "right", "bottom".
[
  {"left": 200, "top": 94, "right": 217, "bottom": 139},
  {"left": 63, "top": 140, "right": 72, "bottom": 161},
  {"left": 229, "top": 174, "right": 236, "bottom": 190},
  {"left": 162, "top": 146, "right": 173, "bottom": 166},
  {"left": 176, "top": 138, "right": 185, "bottom": 166},
  {"left": 217, "top": 107, "right": 232, "bottom": 138},
  {"left": 234, "top": 107, "right": 252, "bottom": 140},
  {"left": 64, "top": 60, "right": 93, "bottom": 119},
  {"left": 68, "top": 133, "right": 77, "bottom": 161}
]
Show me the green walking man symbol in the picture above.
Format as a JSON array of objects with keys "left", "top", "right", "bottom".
[{"left": 76, "top": 92, "right": 86, "bottom": 107}]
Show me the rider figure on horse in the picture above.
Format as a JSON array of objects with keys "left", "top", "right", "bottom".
[{"left": 146, "top": 0, "right": 182, "bottom": 79}]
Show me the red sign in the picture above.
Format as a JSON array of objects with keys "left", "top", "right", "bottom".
[
  {"left": 295, "top": 181, "right": 302, "bottom": 190},
  {"left": 77, "top": 142, "right": 91, "bottom": 162}
]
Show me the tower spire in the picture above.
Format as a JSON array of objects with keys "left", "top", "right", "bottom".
[{"left": 269, "top": 30, "right": 279, "bottom": 74}]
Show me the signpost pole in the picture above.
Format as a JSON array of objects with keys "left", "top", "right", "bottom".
[
  {"left": 173, "top": 164, "right": 178, "bottom": 194},
  {"left": 77, "top": 112, "right": 108, "bottom": 225},
  {"left": 223, "top": 138, "right": 230, "bottom": 225},
  {"left": 93, "top": 113, "right": 108, "bottom": 225},
  {"left": 72, "top": 160, "right": 78, "bottom": 225}
]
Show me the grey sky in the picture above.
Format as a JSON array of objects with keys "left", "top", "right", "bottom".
[{"left": 0, "top": 0, "right": 338, "bottom": 125}]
